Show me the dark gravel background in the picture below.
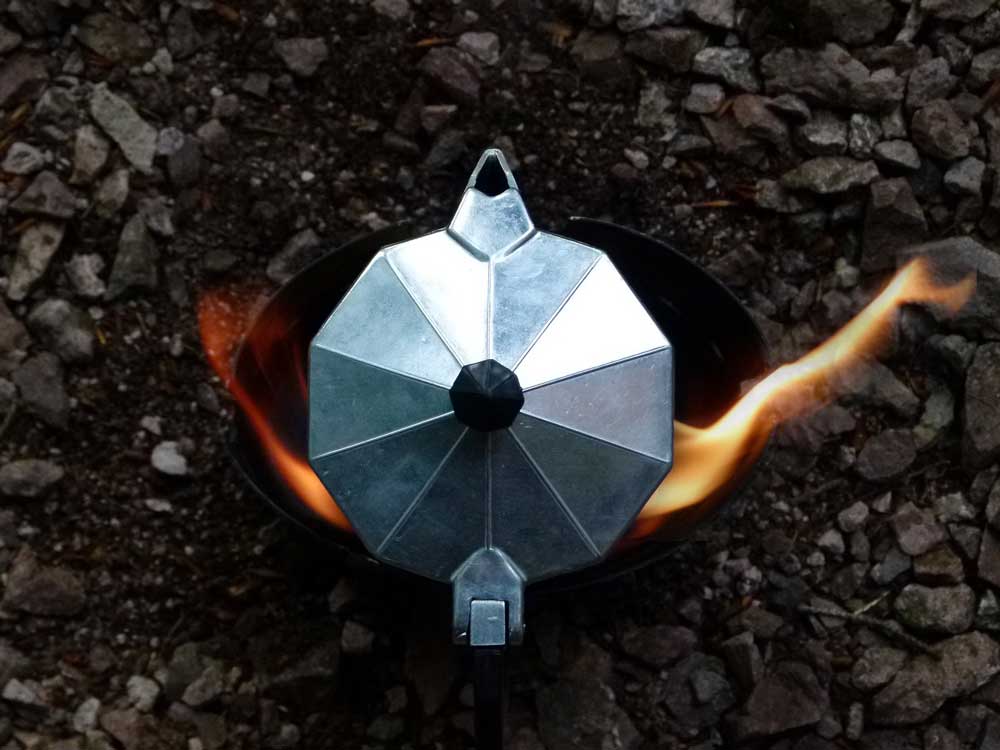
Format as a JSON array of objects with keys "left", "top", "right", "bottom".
[{"left": 1, "top": 0, "right": 1000, "bottom": 749}]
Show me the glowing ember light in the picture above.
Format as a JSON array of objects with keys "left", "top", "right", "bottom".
[
  {"left": 632, "top": 258, "right": 975, "bottom": 538},
  {"left": 199, "top": 257, "right": 973, "bottom": 547},
  {"left": 198, "top": 286, "right": 352, "bottom": 532}
]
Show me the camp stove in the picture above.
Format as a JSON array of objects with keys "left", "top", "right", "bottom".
[{"left": 226, "top": 150, "right": 770, "bottom": 748}]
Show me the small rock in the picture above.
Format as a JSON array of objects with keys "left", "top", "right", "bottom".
[
  {"left": 624, "top": 27, "right": 705, "bottom": 72},
  {"left": 69, "top": 125, "right": 110, "bottom": 185},
  {"left": 894, "top": 583, "right": 976, "bottom": 634},
  {"left": 373, "top": 0, "right": 411, "bottom": 21},
  {"left": 26, "top": 299, "right": 94, "bottom": 363},
  {"left": 907, "top": 58, "right": 957, "bottom": 111},
  {"left": 968, "top": 47, "right": 1000, "bottom": 91},
  {"left": 616, "top": 0, "right": 684, "bottom": 31},
  {"left": 267, "top": 229, "right": 323, "bottom": 285},
  {"left": 965, "top": 344, "right": 1000, "bottom": 469},
  {"left": 848, "top": 113, "right": 881, "bottom": 158},
  {"left": 571, "top": 31, "right": 630, "bottom": 81},
  {"left": 808, "top": 0, "right": 894, "bottom": 45},
  {"left": 731, "top": 661, "right": 827, "bottom": 740},
  {"left": 692, "top": 47, "right": 760, "bottom": 92},
  {"left": 781, "top": 157, "right": 879, "bottom": 194},
  {"left": 274, "top": 37, "right": 329, "bottom": 77},
  {"left": 1, "top": 546, "right": 85, "bottom": 616},
  {"left": 852, "top": 646, "right": 907, "bottom": 691},
  {"left": 683, "top": 82, "right": 725, "bottom": 114},
  {"left": 620, "top": 624, "right": 697, "bottom": 667},
  {"left": 873, "top": 632, "right": 1000, "bottom": 725},
  {"left": 686, "top": 0, "right": 735, "bottom": 28},
  {"left": 8, "top": 221, "right": 65, "bottom": 302},
  {"left": 182, "top": 664, "right": 224, "bottom": 707},
  {"left": 922, "top": 0, "right": 993, "bottom": 21},
  {"left": 944, "top": 156, "right": 985, "bottom": 197},
  {"left": 914, "top": 545, "right": 965, "bottom": 584},
  {"left": 11, "top": 171, "right": 77, "bottom": 219},
  {"left": 979, "top": 530, "right": 1000, "bottom": 588},
  {"left": 90, "top": 85, "right": 157, "bottom": 173},
  {"left": 196, "top": 119, "right": 230, "bottom": 161},
  {"left": 106, "top": 214, "right": 158, "bottom": 300},
  {"left": 139, "top": 196, "right": 175, "bottom": 237},
  {"left": 2, "top": 142, "right": 44, "bottom": 174},
  {"left": 151, "top": 441, "right": 188, "bottom": 477},
  {"left": 732, "top": 94, "right": 789, "bottom": 148},
  {"left": 797, "top": 111, "right": 848, "bottom": 156},
  {"left": 893, "top": 501, "right": 948, "bottom": 556},
  {"left": 418, "top": 47, "right": 480, "bottom": 103},
  {"left": 94, "top": 169, "right": 130, "bottom": 218},
  {"left": 12, "top": 353, "right": 68, "bottom": 428},
  {"left": 761, "top": 44, "right": 903, "bottom": 114},
  {"left": 73, "top": 697, "right": 101, "bottom": 733},
  {"left": 0, "top": 25, "right": 21, "bottom": 55},
  {"left": 75, "top": 12, "right": 153, "bottom": 63},
  {"left": 872, "top": 140, "right": 921, "bottom": 171},
  {"left": 65, "top": 254, "right": 107, "bottom": 299},
  {"left": 721, "top": 631, "right": 763, "bottom": 690},
  {"left": 0, "top": 459, "right": 64, "bottom": 499},
  {"left": 126, "top": 676, "right": 159, "bottom": 713},
  {"left": 861, "top": 178, "right": 928, "bottom": 272},
  {"left": 0, "top": 55, "right": 47, "bottom": 109},
  {"left": 856, "top": 429, "right": 916, "bottom": 482},
  {"left": 241, "top": 72, "right": 270, "bottom": 99},
  {"left": 838, "top": 501, "right": 869, "bottom": 533},
  {"left": 911, "top": 100, "right": 970, "bottom": 160},
  {"left": 536, "top": 677, "right": 639, "bottom": 750},
  {"left": 457, "top": 32, "right": 500, "bottom": 66}
]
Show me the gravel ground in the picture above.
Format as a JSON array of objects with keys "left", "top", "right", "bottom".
[{"left": 1, "top": 0, "right": 1000, "bottom": 748}]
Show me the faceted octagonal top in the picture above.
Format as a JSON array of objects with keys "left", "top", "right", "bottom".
[{"left": 308, "top": 150, "right": 674, "bottom": 586}]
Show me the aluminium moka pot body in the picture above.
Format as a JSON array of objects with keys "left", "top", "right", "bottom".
[{"left": 307, "top": 150, "right": 675, "bottom": 649}]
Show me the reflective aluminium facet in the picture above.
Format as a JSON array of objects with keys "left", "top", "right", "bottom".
[
  {"left": 385, "top": 230, "right": 490, "bottom": 365},
  {"left": 490, "top": 232, "right": 600, "bottom": 370},
  {"left": 514, "top": 256, "right": 669, "bottom": 389},
  {"left": 309, "top": 348, "right": 454, "bottom": 457},
  {"left": 510, "top": 414, "right": 670, "bottom": 551},
  {"left": 521, "top": 347, "right": 673, "bottom": 461},
  {"left": 311, "top": 416, "right": 466, "bottom": 554},
  {"left": 313, "top": 254, "right": 461, "bottom": 388}
]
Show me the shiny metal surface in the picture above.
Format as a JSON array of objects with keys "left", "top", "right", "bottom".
[
  {"left": 521, "top": 348, "right": 673, "bottom": 461},
  {"left": 314, "top": 255, "right": 461, "bottom": 388},
  {"left": 308, "top": 149, "right": 674, "bottom": 645},
  {"left": 490, "top": 232, "right": 600, "bottom": 369},
  {"left": 386, "top": 230, "right": 490, "bottom": 365},
  {"left": 514, "top": 255, "right": 670, "bottom": 389}
]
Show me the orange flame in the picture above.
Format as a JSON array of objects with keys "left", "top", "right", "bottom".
[
  {"left": 199, "top": 257, "right": 973, "bottom": 544},
  {"left": 630, "top": 258, "right": 975, "bottom": 538},
  {"left": 198, "top": 286, "right": 351, "bottom": 532}
]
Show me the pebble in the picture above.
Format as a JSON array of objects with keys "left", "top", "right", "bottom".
[
  {"left": 12, "top": 353, "right": 68, "bottom": 428},
  {"left": 94, "top": 169, "right": 130, "bottom": 218},
  {"left": 11, "top": 170, "right": 77, "bottom": 219},
  {"left": 69, "top": 125, "right": 109, "bottom": 185},
  {"left": 911, "top": 99, "right": 971, "bottom": 160},
  {"left": 872, "top": 139, "right": 921, "bottom": 171},
  {"left": 683, "top": 82, "right": 725, "bottom": 114},
  {"left": 944, "top": 156, "right": 985, "bottom": 197},
  {"left": 8, "top": 221, "right": 66, "bottom": 302},
  {"left": 418, "top": 47, "right": 481, "bottom": 104},
  {"left": 838, "top": 501, "right": 869, "bottom": 533},
  {"left": 895, "top": 583, "right": 976, "bottom": 634},
  {"left": 965, "top": 344, "right": 1000, "bottom": 469},
  {"left": 781, "top": 157, "right": 879, "bottom": 195},
  {"left": 90, "top": 84, "right": 158, "bottom": 173},
  {"left": 2, "top": 142, "right": 44, "bottom": 174},
  {"left": 1, "top": 545, "right": 85, "bottom": 616},
  {"left": 126, "top": 675, "right": 160, "bottom": 712},
  {"left": 107, "top": 214, "right": 158, "bottom": 300},
  {"left": 151, "top": 441, "right": 189, "bottom": 477},
  {"left": 692, "top": 47, "right": 760, "bottom": 92},
  {"left": 0, "top": 459, "right": 64, "bottom": 499},
  {"left": 457, "top": 31, "right": 500, "bottom": 66},
  {"left": 26, "top": 299, "right": 94, "bottom": 363},
  {"left": 274, "top": 37, "right": 329, "bottom": 77},
  {"left": 65, "top": 254, "right": 107, "bottom": 299}
]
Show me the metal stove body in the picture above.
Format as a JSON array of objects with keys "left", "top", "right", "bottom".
[{"left": 307, "top": 151, "right": 674, "bottom": 649}]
